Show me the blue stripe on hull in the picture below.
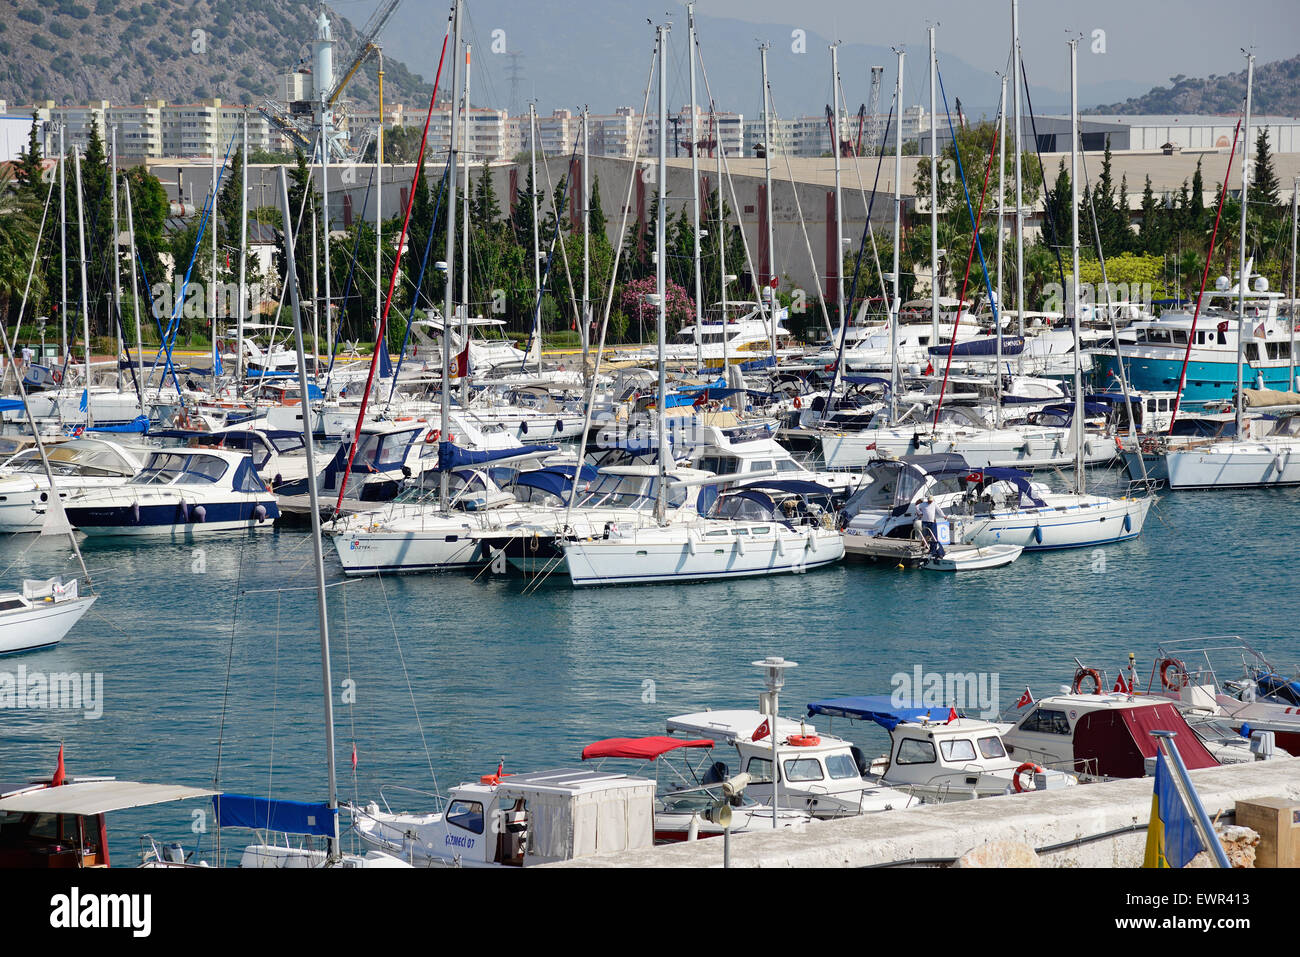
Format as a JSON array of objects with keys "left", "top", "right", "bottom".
[
  {"left": 1098, "top": 354, "right": 1295, "bottom": 402},
  {"left": 569, "top": 557, "right": 841, "bottom": 586},
  {"left": 66, "top": 499, "right": 280, "bottom": 531}
]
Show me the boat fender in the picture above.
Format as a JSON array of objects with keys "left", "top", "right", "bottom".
[
  {"left": 1071, "top": 667, "right": 1103, "bottom": 695},
  {"left": 520, "top": 420, "right": 528, "bottom": 434},
  {"left": 806, "top": 531, "right": 817, "bottom": 553},
  {"left": 1032, "top": 525, "right": 1043, "bottom": 544},
  {"left": 687, "top": 536, "right": 697, "bottom": 556},
  {"left": 180, "top": 502, "right": 190, "bottom": 522},
  {"left": 253, "top": 504, "right": 268, "bottom": 523},
  {"left": 735, "top": 536, "right": 746, "bottom": 556},
  {"left": 131, "top": 502, "right": 140, "bottom": 524},
  {"left": 191, "top": 505, "right": 206, "bottom": 523},
  {"left": 555, "top": 419, "right": 564, "bottom": 434},
  {"left": 1122, "top": 513, "right": 1132, "bottom": 533},
  {"left": 787, "top": 734, "right": 821, "bottom": 747},
  {"left": 1013, "top": 762, "right": 1044, "bottom": 793},
  {"left": 1159, "top": 657, "right": 1189, "bottom": 690}
]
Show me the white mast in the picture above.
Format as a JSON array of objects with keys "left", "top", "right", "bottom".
[
  {"left": 125, "top": 175, "right": 144, "bottom": 399},
  {"left": 238, "top": 111, "right": 249, "bottom": 386},
  {"left": 110, "top": 126, "right": 121, "bottom": 391},
  {"left": 688, "top": 4, "right": 703, "bottom": 371},
  {"left": 831, "top": 41, "right": 844, "bottom": 336},
  {"left": 440, "top": 0, "right": 462, "bottom": 507},
  {"left": 716, "top": 100, "right": 728, "bottom": 374},
  {"left": 655, "top": 22, "right": 669, "bottom": 523},
  {"left": 1012, "top": 0, "right": 1025, "bottom": 373},
  {"left": 1070, "top": 37, "right": 1084, "bottom": 492},
  {"left": 212, "top": 137, "right": 219, "bottom": 381},
  {"left": 460, "top": 42, "right": 471, "bottom": 403},
  {"left": 582, "top": 105, "right": 591, "bottom": 383},
  {"left": 1291, "top": 175, "right": 1298, "bottom": 389},
  {"left": 59, "top": 124, "right": 68, "bottom": 367},
  {"left": 530, "top": 103, "right": 541, "bottom": 377},
  {"left": 73, "top": 148, "right": 92, "bottom": 426},
  {"left": 1235, "top": 52, "right": 1254, "bottom": 437},
  {"left": 761, "top": 42, "right": 776, "bottom": 363},
  {"left": 889, "top": 49, "right": 904, "bottom": 424},
  {"left": 321, "top": 112, "right": 333, "bottom": 375},
  {"left": 995, "top": 73, "right": 1007, "bottom": 428},
  {"left": 929, "top": 24, "right": 939, "bottom": 348},
  {"left": 376, "top": 48, "right": 385, "bottom": 349}
]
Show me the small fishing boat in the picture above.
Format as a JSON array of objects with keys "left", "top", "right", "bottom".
[
  {"left": 62, "top": 448, "right": 279, "bottom": 538},
  {"left": 0, "top": 578, "right": 96, "bottom": 654}
]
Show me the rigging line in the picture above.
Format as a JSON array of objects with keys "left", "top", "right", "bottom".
[
  {"left": 323, "top": 168, "right": 376, "bottom": 387},
  {"left": 533, "top": 127, "right": 585, "bottom": 335},
  {"left": 340, "top": 580, "right": 359, "bottom": 805},
  {"left": 375, "top": 570, "right": 440, "bottom": 797},
  {"left": 266, "top": 589, "right": 281, "bottom": 803},
  {"left": 12, "top": 164, "right": 57, "bottom": 344},
  {"left": 1018, "top": 55, "right": 1069, "bottom": 297},
  {"left": 564, "top": 44, "right": 658, "bottom": 524},
  {"left": 211, "top": 535, "right": 246, "bottom": 863},
  {"left": 836, "top": 74, "right": 889, "bottom": 324}
]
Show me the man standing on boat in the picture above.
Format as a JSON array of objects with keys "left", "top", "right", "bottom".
[{"left": 919, "top": 495, "right": 946, "bottom": 556}]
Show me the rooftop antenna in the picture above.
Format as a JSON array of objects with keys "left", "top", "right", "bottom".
[{"left": 752, "top": 656, "right": 796, "bottom": 829}]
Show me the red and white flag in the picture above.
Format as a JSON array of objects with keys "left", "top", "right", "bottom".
[
  {"left": 1016, "top": 687, "right": 1034, "bottom": 709},
  {"left": 350, "top": 743, "right": 358, "bottom": 771},
  {"left": 52, "top": 743, "right": 66, "bottom": 787},
  {"left": 752, "top": 719, "right": 770, "bottom": 742},
  {"left": 946, "top": 707, "right": 958, "bottom": 724},
  {"left": 1113, "top": 674, "right": 1132, "bottom": 694}
]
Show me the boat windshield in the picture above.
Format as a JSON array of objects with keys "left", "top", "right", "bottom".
[
  {"left": 2, "top": 443, "right": 134, "bottom": 477},
  {"left": 132, "top": 453, "right": 229, "bottom": 486}
]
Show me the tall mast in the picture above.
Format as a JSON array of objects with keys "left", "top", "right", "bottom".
[
  {"left": 582, "top": 105, "right": 591, "bottom": 384},
  {"left": 929, "top": 24, "right": 939, "bottom": 347},
  {"left": 1291, "top": 175, "right": 1298, "bottom": 390},
  {"left": 376, "top": 47, "right": 385, "bottom": 343},
  {"left": 716, "top": 99, "right": 728, "bottom": 374},
  {"left": 277, "top": 163, "right": 338, "bottom": 861},
  {"left": 125, "top": 174, "right": 144, "bottom": 400},
  {"left": 238, "top": 111, "right": 248, "bottom": 386},
  {"left": 995, "top": 73, "right": 1007, "bottom": 427},
  {"left": 831, "top": 41, "right": 844, "bottom": 335},
  {"left": 460, "top": 43, "right": 471, "bottom": 403},
  {"left": 1235, "top": 52, "right": 1254, "bottom": 437},
  {"left": 1070, "top": 37, "right": 1084, "bottom": 492},
  {"left": 530, "top": 103, "right": 541, "bottom": 377},
  {"left": 321, "top": 109, "right": 333, "bottom": 375},
  {"left": 440, "top": 0, "right": 463, "bottom": 508},
  {"left": 761, "top": 42, "right": 776, "bottom": 363},
  {"left": 655, "top": 22, "right": 669, "bottom": 523},
  {"left": 688, "top": 4, "right": 703, "bottom": 371},
  {"left": 110, "top": 126, "right": 121, "bottom": 392},
  {"left": 890, "top": 49, "right": 904, "bottom": 424},
  {"left": 73, "top": 148, "right": 92, "bottom": 426},
  {"left": 59, "top": 124, "right": 67, "bottom": 367},
  {"left": 1012, "top": 0, "right": 1025, "bottom": 373},
  {"left": 212, "top": 135, "right": 219, "bottom": 382}
]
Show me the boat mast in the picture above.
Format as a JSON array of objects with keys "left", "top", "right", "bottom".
[
  {"left": 1235, "top": 53, "right": 1253, "bottom": 437},
  {"left": 761, "top": 42, "right": 776, "bottom": 364},
  {"left": 376, "top": 47, "right": 385, "bottom": 363},
  {"left": 73, "top": 148, "right": 92, "bottom": 427},
  {"left": 582, "top": 105, "right": 591, "bottom": 385},
  {"left": 1012, "top": 0, "right": 1025, "bottom": 375},
  {"left": 460, "top": 43, "right": 471, "bottom": 404},
  {"left": 59, "top": 124, "right": 67, "bottom": 367},
  {"left": 716, "top": 99, "right": 728, "bottom": 376},
  {"left": 439, "top": 0, "right": 462, "bottom": 509},
  {"left": 1290, "top": 175, "right": 1297, "bottom": 390},
  {"left": 929, "top": 25, "right": 939, "bottom": 349},
  {"left": 125, "top": 176, "right": 144, "bottom": 401},
  {"left": 889, "top": 48, "right": 904, "bottom": 424},
  {"left": 530, "top": 103, "right": 541, "bottom": 377},
  {"left": 110, "top": 127, "right": 122, "bottom": 393},
  {"left": 238, "top": 111, "right": 248, "bottom": 387},
  {"left": 655, "top": 22, "right": 670, "bottom": 524},
  {"left": 832, "top": 41, "right": 844, "bottom": 346},
  {"left": 321, "top": 110, "right": 333, "bottom": 377},
  {"left": 212, "top": 137, "right": 219, "bottom": 383},
  {"left": 1070, "top": 37, "right": 1085, "bottom": 492},
  {"left": 689, "top": 4, "right": 703, "bottom": 372},
  {"left": 277, "top": 163, "right": 338, "bottom": 861},
  {"left": 995, "top": 73, "right": 1007, "bottom": 428}
]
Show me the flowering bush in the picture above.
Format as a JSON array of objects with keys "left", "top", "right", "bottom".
[{"left": 619, "top": 277, "right": 696, "bottom": 333}]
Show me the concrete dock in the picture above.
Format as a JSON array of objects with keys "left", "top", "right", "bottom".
[{"left": 552, "top": 758, "right": 1300, "bottom": 868}]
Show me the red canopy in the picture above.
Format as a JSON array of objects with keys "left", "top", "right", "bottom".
[
  {"left": 581, "top": 736, "right": 715, "bottom": 762},
  {"left": 1073, "top": 702, "right": 1218, "bottom": 778}
]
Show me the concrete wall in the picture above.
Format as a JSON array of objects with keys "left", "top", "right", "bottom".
[{"left": 550, "top": 757, "right": 1300, "bottom": 868}]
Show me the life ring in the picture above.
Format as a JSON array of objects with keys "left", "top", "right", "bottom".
[
  {"left": 786, "top": 734, "right": 821, "bottom": 747},
  {"left": 1159, "top": 657, "right": 1189, "bottom": 690},
  {"left": 426, "top": 429, "right": 441, "bottom": 444},
  {"left": 52, "top": 368, "right": 63, "bottom": 384},
  {"left": 793, "top": 395, "right": 802, "bottom": 409},
  {"left": 1114, "top": 435, "right": 1124, "bottom": 453},
  {"left": 1072, "top": 667, "right": 1103, "bottom": 695},
  {"left": 1013, "top": 762, "right": 1043, "bottom": 793}
]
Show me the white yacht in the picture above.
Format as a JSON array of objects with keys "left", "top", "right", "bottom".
[{"left": 0, "top": 438, "right": 143, "bottom": 532}]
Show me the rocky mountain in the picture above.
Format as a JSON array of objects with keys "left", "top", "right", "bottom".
[
  {"left": 1086, "top": 54, "right": 1300, "bottom": 117},
  {"left": 0, "top": 0, "right": 431, "bottom": 109}
]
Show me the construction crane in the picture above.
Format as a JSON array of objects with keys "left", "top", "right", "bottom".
[{"left": 329, "top": 0, "right": 403, "bottom": 107}]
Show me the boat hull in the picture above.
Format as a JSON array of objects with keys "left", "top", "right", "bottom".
[
  {"left": 66, "top": 499, "right": 279, "bottom": 538},
  {"left": 964, "top": 495, "right": 1152, "bottom": 551},
  {"left": 332, "top": 527, "right": 487, "bottom": 575},
  {"left": 0, "top": 595, "right": 97, "bottom": 654},
  {"left": 1165, "top": 442, "right": 1300, "bottom": 489}
]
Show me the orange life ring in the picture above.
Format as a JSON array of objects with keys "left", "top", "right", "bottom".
[
  {"left": 1159, "top": 657, "right": 1189, "bottom": 691},
  {"left": 1071, "top": 667, "right": 1103, "bottom": 695},
  {"left": 1013, "top": 762, "right": 1043, "bottom": 793},
  {"left": 426, "top": 429, "right": 441, "bottom": 444},
  {"left": 793, "top": 395, "right": 803, "bottom": 409},
  {"left": 786, "top": 734, "right": 821, "bottom": 747}
]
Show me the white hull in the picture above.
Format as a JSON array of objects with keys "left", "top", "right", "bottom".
[
  {"left": 562, "top": 524, "right": 843, "bottom": 586},
  {"left": 820, "top": 428, "right": 1116, "bottom": 470},
  {"left": 964, "top": 494, "right": 1152, "bottom": 550},
  {"left": 1165, "top": 439, "right": 1300, "bottom": 489},
  {"left": 0, "top": 595, "right": 97, "bottom": 654},
  {"left": 332, "top": 524, "right": 485, "bottom": 575},
  {"left": 924, "top": 543, "right": 1023, "bottom": 571}
]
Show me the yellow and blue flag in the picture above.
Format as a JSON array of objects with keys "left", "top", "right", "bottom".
[{"left": 1142, "top": 749, "right": 1203, "bottom": 868}]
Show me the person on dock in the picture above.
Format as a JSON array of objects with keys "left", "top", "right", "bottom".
[{"left": 919, "top": 495, "right": 946, "bottom": 556}]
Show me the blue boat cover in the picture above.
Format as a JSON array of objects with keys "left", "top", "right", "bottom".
[
  {"left": 87, "top": 415, "right": 150, "bottom": 434},
  {"left": 514, "top": 465, "right": 599, "bottom": 499},
  {"left": 0, "top": 398, "right": 25, "bottom": 413},
  {"left": 213, "top": 793, "right": 338, "bottom": 837},
  {"left": 807, "top": 695, "right": 954, "bottom": 730},
  {"left": 927, "top": 336, "right": 1026, "bottom": 357},
  {"left": 437, "top": 441, "right": 558, "bottom": 471}
]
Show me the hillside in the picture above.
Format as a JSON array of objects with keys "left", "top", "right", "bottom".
[
  {"left": 0, "top": 0, "right": 431, "bottom": 109},
  {"left": 1086, "top": 54, "right": 1300, "bottom": 117}
]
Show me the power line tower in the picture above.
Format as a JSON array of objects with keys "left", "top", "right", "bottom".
[
  {"left": 506, "top": 51, "right": 525, "bottom": 117},
  {"left": 867, "top": 65, "right": 885, "bottom": 155}
]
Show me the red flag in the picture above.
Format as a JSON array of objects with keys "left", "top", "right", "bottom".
[
  {"left": 946, "top": 707, "right": 958, "bottom": 724},
  {"left": 924, "top": 362, "right": 934, "bottom": 376},
  {"left": 1016, "top": 687, "right": 1033, "bottom": 709},
  {"left": 52, "top": 744, "right": 66, "bottom": 787},
  {"left": 752, "top": 719, "right": 770, "bottom": 742},
  {"left": 455, "top": 345, "right": 470, "bottom": 378},
  {"left": 496, "top": 760, "right": 504, "bottom": 777},
  {"left": 350, "top": 743, "right": 357, "bottom": 771},
  {"left": 1113, "top": 674, "right": 1131, "bottom": 694}
]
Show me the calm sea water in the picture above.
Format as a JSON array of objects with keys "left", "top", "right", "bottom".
[{"left": 1, "top": 469, "right": 1296, "bottom": 865}]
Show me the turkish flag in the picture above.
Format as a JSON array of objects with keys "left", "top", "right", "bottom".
[
  {"left": 455, "top": 345, "right": 470, "bottom": 378},
  {"left": 752, "top": 719, "right": 770, "bottom": 742},
  {"left": 1016, "top": 687, "right": 1033, "bottom": 709},
  {"left": 52, "top": 743, "right": 66, "bottom": 787},
  {"left": 350, "top": 743, "right": 357, "bottom": 771},
  {"left": 1113, "top": 674, "right": 1132, "bottom": 694},
  {"left": 946, "top": 708, "right": 958, "bottom": 724}
]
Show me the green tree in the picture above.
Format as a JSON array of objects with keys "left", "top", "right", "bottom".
[{"left": 14, "top": 113, "right": 44, "bottom": 197}]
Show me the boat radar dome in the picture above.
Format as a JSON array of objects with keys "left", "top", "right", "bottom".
[
  {"left": 1254, "top": 276, "right": 1269, "bottom": 293},
  {"left": 1215, "top": 276, "right": 1231, "bottom": 292}
]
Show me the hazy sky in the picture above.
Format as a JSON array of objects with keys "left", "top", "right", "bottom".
[{"left": 698, "top": 0, "right": 1298, "bottom": 91}]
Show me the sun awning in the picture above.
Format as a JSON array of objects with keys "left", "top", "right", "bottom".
[
  {"left": 581, "top": 736, "right": 714, "bottom": 761},
  {"left": 0, "top": 781, "right": 215, "bottom": 816},
  {"left": 807, "top": 695, "right": 954, "bottom": 731}
]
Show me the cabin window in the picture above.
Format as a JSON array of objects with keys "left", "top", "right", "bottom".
[
  {"left": 895, "top": 738, "right": 937, "bottom": 765},
  {"left": 825, "top": 753, "right": 860, "bottom": 780},
  {"left": 0, "top": 598, "right": 26, "bottom": 611},
  {"left": 1018, "top": 708, "right": 1071, "bottom": 735},
  {"left": 745, "top": 757, "right": 772, "bottom": 783},
  {"left": 446, "top": 800, "right": 484, "bottom": 834},
  {"left": 782, "top": 758, "right": 824, "bottom": 782},
  {"left": 939, "top": 739, "right": 977, "bottom": 762},
  {"left": 978, "top": 736, "right": 1007, "bottom": 759}
]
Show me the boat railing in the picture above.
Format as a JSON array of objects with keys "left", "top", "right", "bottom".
[{"left": 377, "top": 784, "right": 445, "bottom": 815}]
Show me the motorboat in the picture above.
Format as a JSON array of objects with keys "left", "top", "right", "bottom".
[
  {"left": 0, "top": 438, "right": 143, "bottom": 532},
  {"left": 0, "top": 577, "right": 96, "bottom": 654}
]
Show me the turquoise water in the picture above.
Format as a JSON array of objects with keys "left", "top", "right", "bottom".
[{"left": 0, "top": 469, "right": 1295, "bottom": 865}]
